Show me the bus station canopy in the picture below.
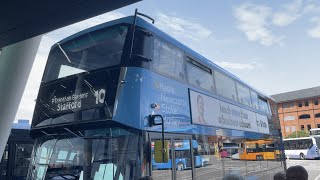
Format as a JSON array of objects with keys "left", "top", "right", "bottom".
[{"left": 0, "top": 0, "right": 141, "bottom": 48}]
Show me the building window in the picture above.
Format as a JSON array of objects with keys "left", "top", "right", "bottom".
[
  {"left": 305, "top": 100, "right": 309, "bottom": 106},
  {"left": 301, "top": 125, "right": 305, "bottom": 130},
  {"left": 282, "top": 103, "right": 288, "bottom": 109},
  {"left": 317, "top": 124, "right": 320, "bottom": 128},
  {"left": 299, "top": 114, "right": 311, "bottom": 119},
  {"left": 285, "top": 126, "right": 290, "bottom": 132},
  {"left": 289, "top": 102, "right": 295, "bottom": 108},
  {"left": 283, "top": 102, "right": 294, "bottom": 109},
  {"left": 291, "top": 126, "right": 296, "bottom": 132},
  {"left": 315, "top": 113, "right": 320, "bottom": 118},
  {"left": 315, "top": 99, "right": 319, "bottom": 106},
  {"left": 298, "top": 102, "right": 303, "bottom": 107},
  {"left": 307, "top": 125, "right": 311, "bottom": 130},
  {"left": 284, "top": 116, "right": 295, "bottom": 121}
]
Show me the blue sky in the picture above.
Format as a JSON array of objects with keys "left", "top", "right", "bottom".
[{"left": 15, "top": 0, "right": 320, "bottom": 121}]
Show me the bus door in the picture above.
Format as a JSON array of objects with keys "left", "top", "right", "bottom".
[{"left": 149, "top": 133, "right": 195, "bottom": 180}]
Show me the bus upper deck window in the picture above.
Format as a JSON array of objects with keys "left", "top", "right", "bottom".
[{"left": 152, "top": 38, "right": 185, "bottom": 81}]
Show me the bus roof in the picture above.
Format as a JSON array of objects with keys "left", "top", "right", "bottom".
[
  {"left": 245, "top": 139, "right": 274, "bottom": 144},
  {"left": 56, "top": 16, "right": 271, "bottom": 100},
  {"left": 310, "top": 128, "right": 320, "bottom": 131},
  {"left": 283, "top": 137, "right": 312, "bottom": 141}
]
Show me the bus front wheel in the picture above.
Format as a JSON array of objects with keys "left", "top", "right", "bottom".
[{"left": 300, "top": 153, "right": 305, "bottom": 160}]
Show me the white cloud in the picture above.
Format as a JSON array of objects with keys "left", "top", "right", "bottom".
[
  {"left": 272, "top": 0, "right": 303, "bottom": 26},
  {"left": 308, "top": 17, "right": 320, "bottom": 38},
  {"left": 215, "top": 61, "right": 259, "bottom": 70},
  {"left": 233, "top": 4, "right": 283, "bottom": 46},
  {"left": 272, "top": 13, "right": 300, "bottom": 27},
  {"left": 156, "top": 13, "right": 212, "bottom": 42},
  {"left": 303, "top": 2, "right": 320, "bottom": 14}
]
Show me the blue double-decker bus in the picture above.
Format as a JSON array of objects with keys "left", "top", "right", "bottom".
[
  {"left": 151, "top": 140, "right": 205, "bottom": 170},
  {"left": 27, "top": 11, "right": 285, "bottom": 180}
]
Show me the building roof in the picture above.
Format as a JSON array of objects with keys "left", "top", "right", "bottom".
[{"left": 271, "top": 86, "right": 320, "bottom": 103}]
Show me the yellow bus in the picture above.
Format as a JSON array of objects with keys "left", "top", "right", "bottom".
[{"left": 239, "top": 140, "right": 281, "bottom": 161}]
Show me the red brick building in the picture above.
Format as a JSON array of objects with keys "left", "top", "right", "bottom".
[{"left": 271, "top": 87, "right": 320, "bottom": 138}]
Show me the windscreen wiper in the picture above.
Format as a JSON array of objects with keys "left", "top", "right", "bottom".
[
  {"left": 48, "top": 174, "right": 79, "bottom": 180},
  {"left": 56, "top": 42, "right": 72, "bottom": 63}
]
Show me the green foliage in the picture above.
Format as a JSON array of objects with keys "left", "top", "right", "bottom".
[{"left": 286, "top": 130, "right": 309, "bottom": 138}]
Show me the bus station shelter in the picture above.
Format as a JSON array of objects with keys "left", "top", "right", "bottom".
[{"left": 0, "top": 0, "right": 141, "bottom": 159}]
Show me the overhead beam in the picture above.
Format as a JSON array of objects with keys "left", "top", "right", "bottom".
[{"left": 0, "top": 0, "right": 141, "bottom": 48}]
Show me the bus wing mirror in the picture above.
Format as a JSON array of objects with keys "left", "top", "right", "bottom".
[
  {"left": 149, "top": 115, "right": 163, "bottom": 126},
  {"left": 154, "top": 140, "right": 169, "bottom": 163}
]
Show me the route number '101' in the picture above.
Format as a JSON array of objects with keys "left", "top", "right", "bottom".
[{"left": 94, "top": 89, "right": 106, "bottom": 104}]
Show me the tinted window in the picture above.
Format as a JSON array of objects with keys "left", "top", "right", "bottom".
[
  {"left": 153, "top": 38, "right": 185, "bottom": 81},
  {"left": 215, "top": 71, "right": 237, "bottom": 101},
  {"left": 0, "top": 145, "right": 8, "bottom": 179},
  {"left": 13, "top": 144, "right": 33, "bottom": 179},
  {"left": 310, "top": 129, "right": 320, "bottom": 135},
  {"left": 294, "top": 139, "right": 313, "bottom": 149},
  {"left": 187, "top": 60, "right": 214, "bottom": 92},
  {"left": 29, "top": 127, "right": 140, "bottom": 180},
  {"left": 251, "top": 91, "right": 259, "bottom": 110},
  {"left": 236, "top": 83, "right": 252, "bottom": 107},
  {"left": 43, "top": 25, "right": 128, "bottom": 82},
  {"left": 258, "top": 97, "right": 270, "bottom": 114}
]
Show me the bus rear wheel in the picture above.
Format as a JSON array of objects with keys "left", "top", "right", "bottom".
[
  {"left": 256, "top": 155, "right": 263, "bottom": 161},
  {"left": 300, "top": 153, "right": 305, "bottom": 160}
]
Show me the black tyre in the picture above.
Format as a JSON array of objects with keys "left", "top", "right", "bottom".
[
  {"left": 300, "top": 153, "right": 305, "bottom": 160},
  {"left": 256, "top": 155, "right": 263, "bottom": 161}
]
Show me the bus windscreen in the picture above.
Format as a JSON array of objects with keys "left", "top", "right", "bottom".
[{"left": 42, "top": 25, "right": 128, "bottom": 83}]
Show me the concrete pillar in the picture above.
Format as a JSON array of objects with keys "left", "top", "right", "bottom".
[{"left": 0, "top": 35, "right": 42, "bottom": 159}]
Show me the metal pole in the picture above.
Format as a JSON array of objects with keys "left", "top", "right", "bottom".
[{"left": 162, "top": 117, "right": 165, "bottom": 162}]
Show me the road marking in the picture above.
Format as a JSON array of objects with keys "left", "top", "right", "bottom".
[{"left": 314, "top": 174, "right": 320, "bottom": 180}]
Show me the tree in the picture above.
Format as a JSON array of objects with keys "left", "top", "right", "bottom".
[{"left": 285, "top": 130, "right": 309, "bottom": 138}]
